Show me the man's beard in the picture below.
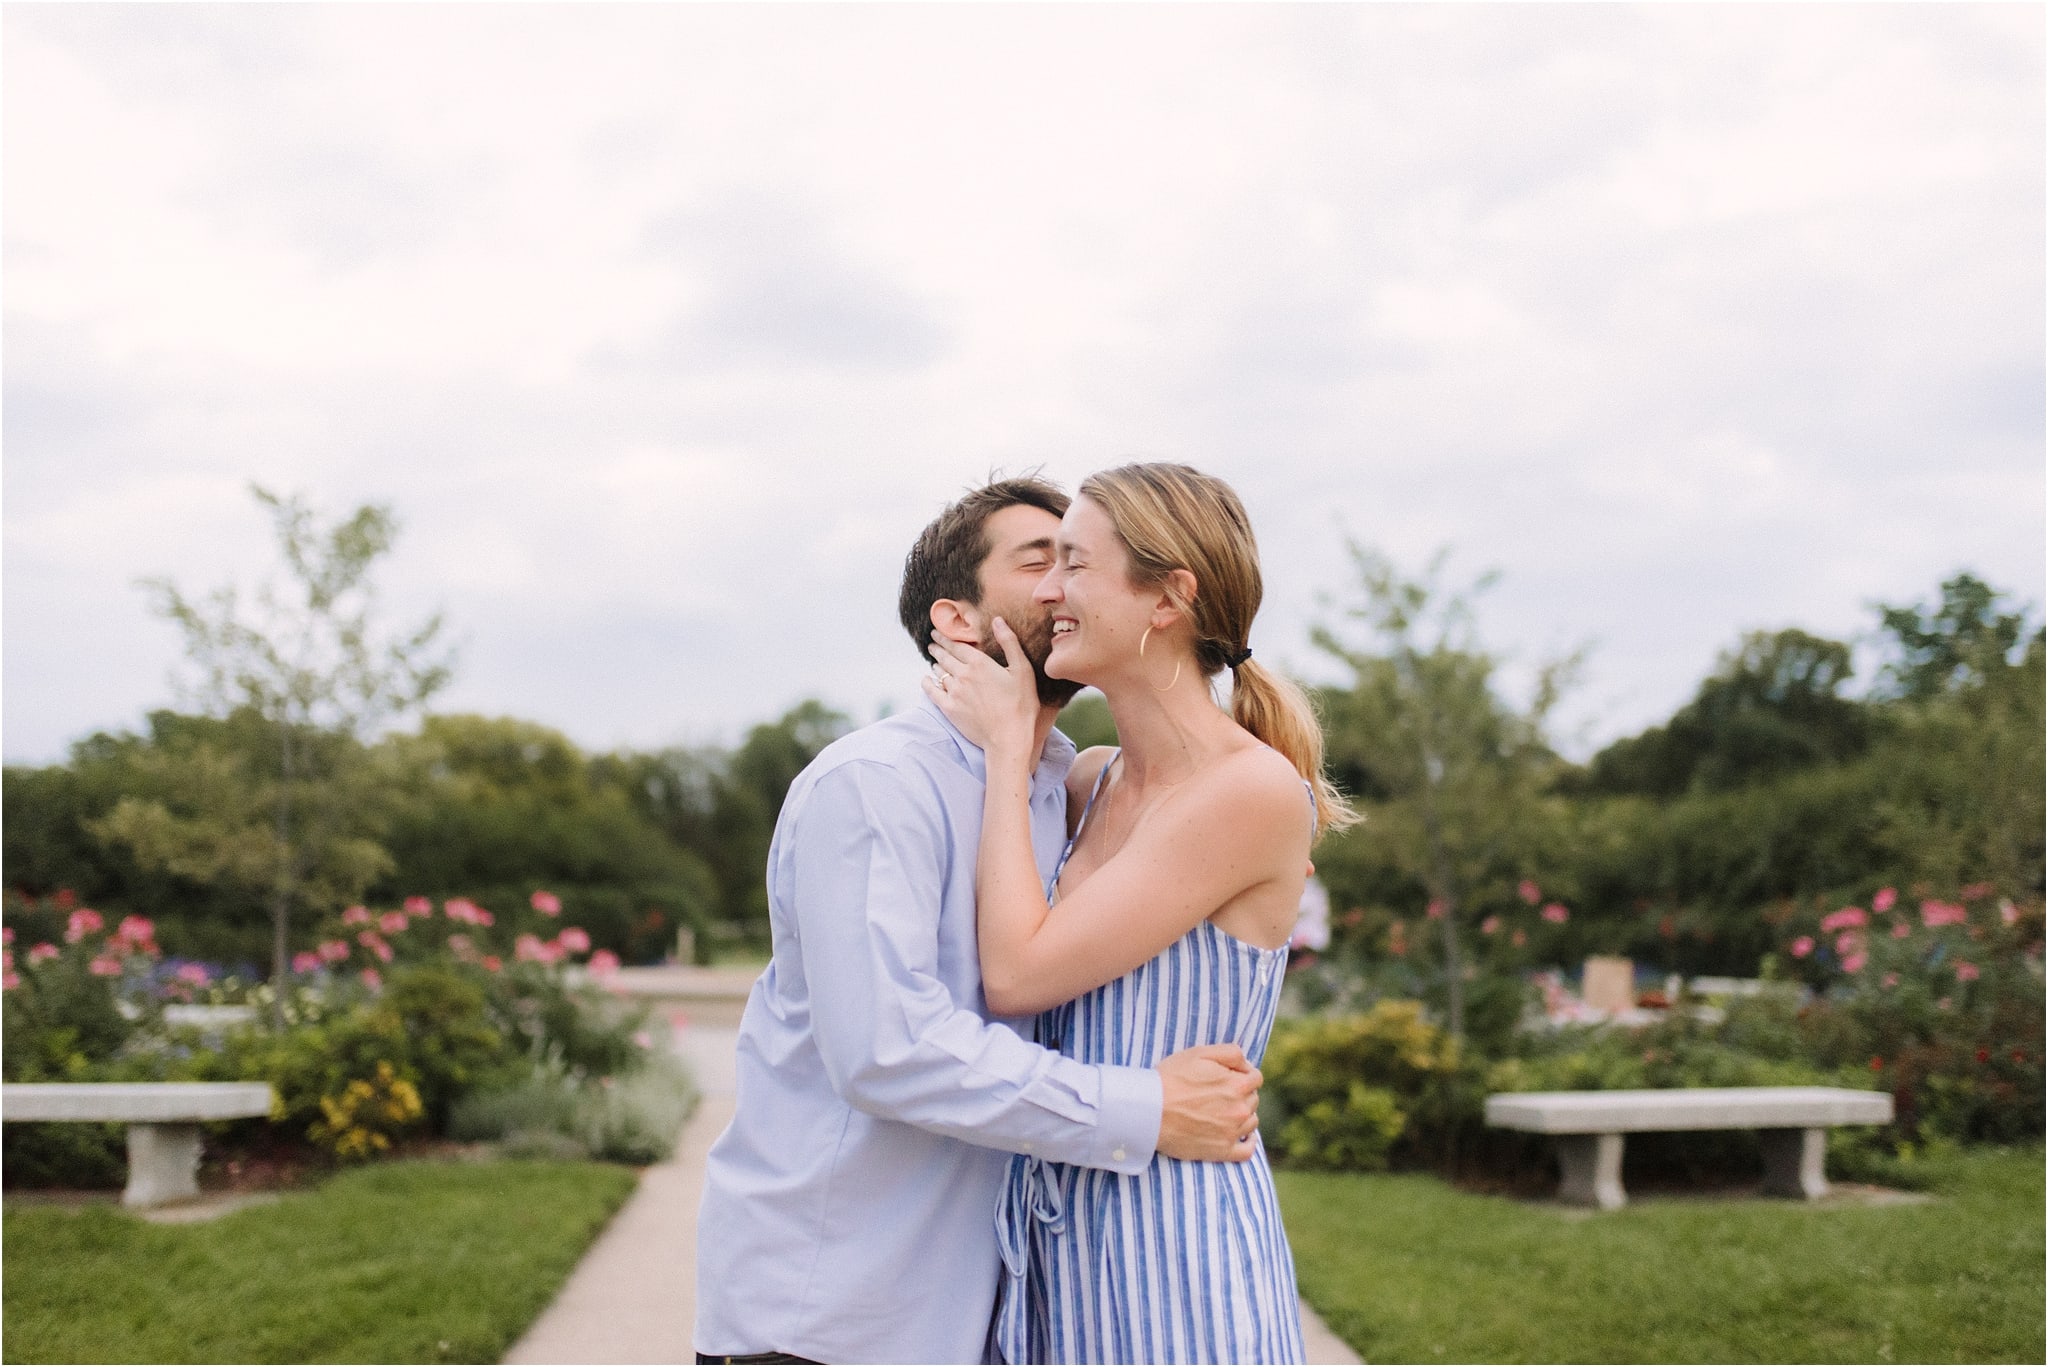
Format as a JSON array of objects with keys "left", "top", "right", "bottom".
[{"left": 985, "top": 611, "right": 1083, "bottom": 708}]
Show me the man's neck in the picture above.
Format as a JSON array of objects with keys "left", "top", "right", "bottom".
[{"left": 1030, "top": 701, "right": 1062, "bottom": 765}]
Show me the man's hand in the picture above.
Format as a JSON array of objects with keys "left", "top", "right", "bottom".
[{"left": 1155, "top": 1043, "right": 1262, "bottom": 1163}]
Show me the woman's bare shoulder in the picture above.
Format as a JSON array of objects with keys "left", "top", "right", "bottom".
[{"left": 1190, "top": 742, "right": 1313, "bottom": 834}]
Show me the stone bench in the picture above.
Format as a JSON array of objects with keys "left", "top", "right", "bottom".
[
  {"left": 1484, "top": 1086, "right": 1895, "bottom": 1210},
  {"left": 1, "top": 1082, "right": 277, "bottom": 1208}
]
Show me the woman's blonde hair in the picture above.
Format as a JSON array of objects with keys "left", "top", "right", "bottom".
[{"left": 1079, "top": 462, "right": 1359, "bottom": 836}]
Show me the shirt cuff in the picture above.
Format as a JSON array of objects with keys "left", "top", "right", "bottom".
[{"left": 1092, "top": 1063, "right": 1163, "bottom": 1175}]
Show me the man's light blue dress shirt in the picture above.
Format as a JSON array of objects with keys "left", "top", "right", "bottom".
[{"left": 694, "top": 698, "right": 1164, "bottom": 1365}]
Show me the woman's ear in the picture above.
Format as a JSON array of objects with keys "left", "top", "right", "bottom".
[
  {"left": 928, "top": 599, "right": 981, "bottom": 651},
  {"left": 1150, "top": 568, "right": 1200, "bottom": 629}
]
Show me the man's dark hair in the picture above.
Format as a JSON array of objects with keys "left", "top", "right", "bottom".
[{"left": 898, "top": 476, "right": 1070, "bottom": 662}]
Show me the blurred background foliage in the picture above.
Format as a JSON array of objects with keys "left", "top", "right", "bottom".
[
  {"left": 6, "top": 552, "right": 2039, "bottom": 977},
  {"left": 4, "top": 699, "right": 849, "bottom": 968},
  {"left": 7, "top": 500, "right": 2040, "bottom": 1186}
]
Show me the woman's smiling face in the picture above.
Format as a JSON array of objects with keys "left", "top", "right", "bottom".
[{"left": 1037, "top": 495, "right": 1155, "bottom": 683}]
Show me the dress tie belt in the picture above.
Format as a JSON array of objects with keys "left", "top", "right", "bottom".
[{"left": 992, "top": 1154, "right": 1066, "bottom": 1363}]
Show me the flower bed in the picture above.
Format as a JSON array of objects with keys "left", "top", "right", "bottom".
[
  {"left": 2, "top": 888, "right": 687, "bottom": 1187},
  {"left": 1263, "top": 884, "right": 2043, "bottom": 1182}
]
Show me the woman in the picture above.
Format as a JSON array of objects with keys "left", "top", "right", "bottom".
[{"left": 924, "top": 462, "right": 1357, "bottom": 1365}]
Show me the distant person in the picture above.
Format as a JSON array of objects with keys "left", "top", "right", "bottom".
[
  {"left": 693, "top": 476, "right": 1263, "bottom": 1366},
  {"left": 927, "top": 461, "right": 1357, "bottom": 1363},
  {"left": 1290, "top": 874, "right": 1332, "bottom": 969}
]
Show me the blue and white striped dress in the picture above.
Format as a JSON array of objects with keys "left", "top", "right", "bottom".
[{"left": 992, "top": 756, "right": 1307, "bottom": 1365}]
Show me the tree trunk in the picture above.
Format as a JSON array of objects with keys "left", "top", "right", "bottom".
[
  {"left": 1412, "top": 693, "right": 1464, "bottom": 1040},
  {"left": 270, "top": 724, "right": 295, "bottom": 1027},
  {"left": 1421, "top": 796, "right": 1464, "bottom": 1040}
]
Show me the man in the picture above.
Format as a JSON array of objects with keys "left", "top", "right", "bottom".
[{"left": 695, "top": 477, "right": 1263, "bottom": 1365}]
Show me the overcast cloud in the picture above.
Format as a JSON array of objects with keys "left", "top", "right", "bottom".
[{"left": 5, "top": 4, "right": 2041, "bottom": 766}]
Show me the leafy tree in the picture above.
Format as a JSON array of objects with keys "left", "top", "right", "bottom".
[
  {"left": 374, "top": 715, "right": 721, "bottom": 963},
  {"left": 1567, "top": 576, "right": 2043, "bottom": 974},
  {"left": 1583, "top": 628, "right": 1871, "bottom": 796},
  {"left": 1875, "top": 571, "right": 2039, "bottom": 700},
  {"left": 1310, "top": 545, "right": 1581, "bottom": 1040},
  {"left": 7, "top": 715, "right": 335, "bottom": 966},
  {"left": 92, "top": 487, "right": 452, "bottom": 989},
  {"left": 1864, "top": 599, "right": 2044, "bottom": 899}
]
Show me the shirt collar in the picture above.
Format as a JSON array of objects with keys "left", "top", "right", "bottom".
[{"left": 916, "top": 693, "right": 1077, "bottom": 792}]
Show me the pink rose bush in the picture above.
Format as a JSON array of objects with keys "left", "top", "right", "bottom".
[
  {"left": 283, "top": 894, "right": 620, "bottom": 991},
  {"left": 1769, "top": 881, "right": 2043, "bottom": 1150},
  {"left": 1783, "top": 882, "right": 2038, "bottom": 999},
  {"left": 444, "top": 898, "right": 494, "bottom": 927},
  {"left": 1921, "top": 900, "right": 1969, "bottom": 929},
  {"left": 6, "top": 885, "right": 630, "bottom": 1014},
  {"left": 1820, "top": 906, "right": 1867, "bottom": 933},
  {"left": 4, "top": 883, "right": 665, "bottom": 1175},
  {"left": 4, "top": 894, "right": 167, "bottom": 1001}
]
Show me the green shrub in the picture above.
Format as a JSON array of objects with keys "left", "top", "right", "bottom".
[
  {"left": 190, "top": 1008, "right": 413, "bottom": 1142},
  {"left": 1264, "top": 1000, "right": 1480, "bottom": 1171},
  {"left": 368, "top": 963, "right": 511, "bottom": 1129},
  {"left": 449, "top": 1052, "right": 697, "bottom": 1164},
  {"left": 309, "top": 1060, "right": 425, "bottom": 1161},
  {"left": 1278, "top": 1082, "right": 1406, "bottom": 1171},
  {"left": 576, "top": 1055, "right": 697, "bottom": 1163},
  {"left": 448, "top": 1072, "right": 582, "bottom": 1144},
  {"left": 3, "top": 890, "right": 674, "bottom": 1187},
  {"left": 0, "top": 1121, "right": 127, "bottom": 1189},
  {"left": 484, "top": 962, "right": 651, "bottom": 1082}
]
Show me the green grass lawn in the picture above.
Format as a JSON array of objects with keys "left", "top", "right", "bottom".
[
  {"left": 2, "top": 1159, "right": 638, "bottom": 1364},
  {"left": 1279, "top": 1145, "right": 2045, "bottom": 1364}
]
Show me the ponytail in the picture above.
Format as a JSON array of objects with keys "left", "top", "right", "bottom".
[{"left": 1230, "top": 660, "right": 1360, "bottom": 838}]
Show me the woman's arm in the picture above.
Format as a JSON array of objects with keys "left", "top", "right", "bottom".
[{"left": 925, "top": 623, "right": 1310, "bottom": 1017}]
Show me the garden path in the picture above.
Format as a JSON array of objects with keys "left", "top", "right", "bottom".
[
  {"left": 502, "top": 1008, "right": 736, "bottom": 1365},
  {"left": 503, "top": 996, "right": 1360, "bottom": 1365}
]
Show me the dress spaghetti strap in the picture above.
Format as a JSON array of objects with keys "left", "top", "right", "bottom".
[{"left": 1047, "top": 749, "right": 1118, "bottom": 898}]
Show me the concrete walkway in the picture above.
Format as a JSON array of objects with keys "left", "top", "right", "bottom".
[
  {"left": 506, "top": 971, "right": 1360, "bottom": 1364},
  {"left": 503, "top": 993, "right": 740, "bottom": 1366}
]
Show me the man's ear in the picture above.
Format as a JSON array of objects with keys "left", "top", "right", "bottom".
[{"left": 928, "top": 599, "right": 982, "bottom": 652}]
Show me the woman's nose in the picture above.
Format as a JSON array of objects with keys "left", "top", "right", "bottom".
[{"left": 1034, "top": 569, "right": 1062, "bottom": 604}]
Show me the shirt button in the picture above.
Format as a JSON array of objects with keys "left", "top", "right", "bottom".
[{"left": 1112, "top": 1147, "right": 1127, "bottom": 1162}]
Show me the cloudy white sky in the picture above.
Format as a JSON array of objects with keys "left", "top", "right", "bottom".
[{"left": 5, "top": 3, "right": 2042, "bottom": 767}]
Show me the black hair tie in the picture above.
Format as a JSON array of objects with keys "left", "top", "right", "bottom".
[{"left": 1225, "top": 645, "right": 1253, "bottom": 669}]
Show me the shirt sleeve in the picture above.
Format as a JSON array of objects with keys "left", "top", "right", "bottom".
[{"left": 784, "top": 759, "right": 1161, "bottom": 1175}]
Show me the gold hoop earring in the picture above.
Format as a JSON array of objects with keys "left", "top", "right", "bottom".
[
  {"left": 1139, "top": 625, "right": 1152, "bottom": 659},
  {"left": 1151, "top": 658, "right": 1183, "bottom": 694}
]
